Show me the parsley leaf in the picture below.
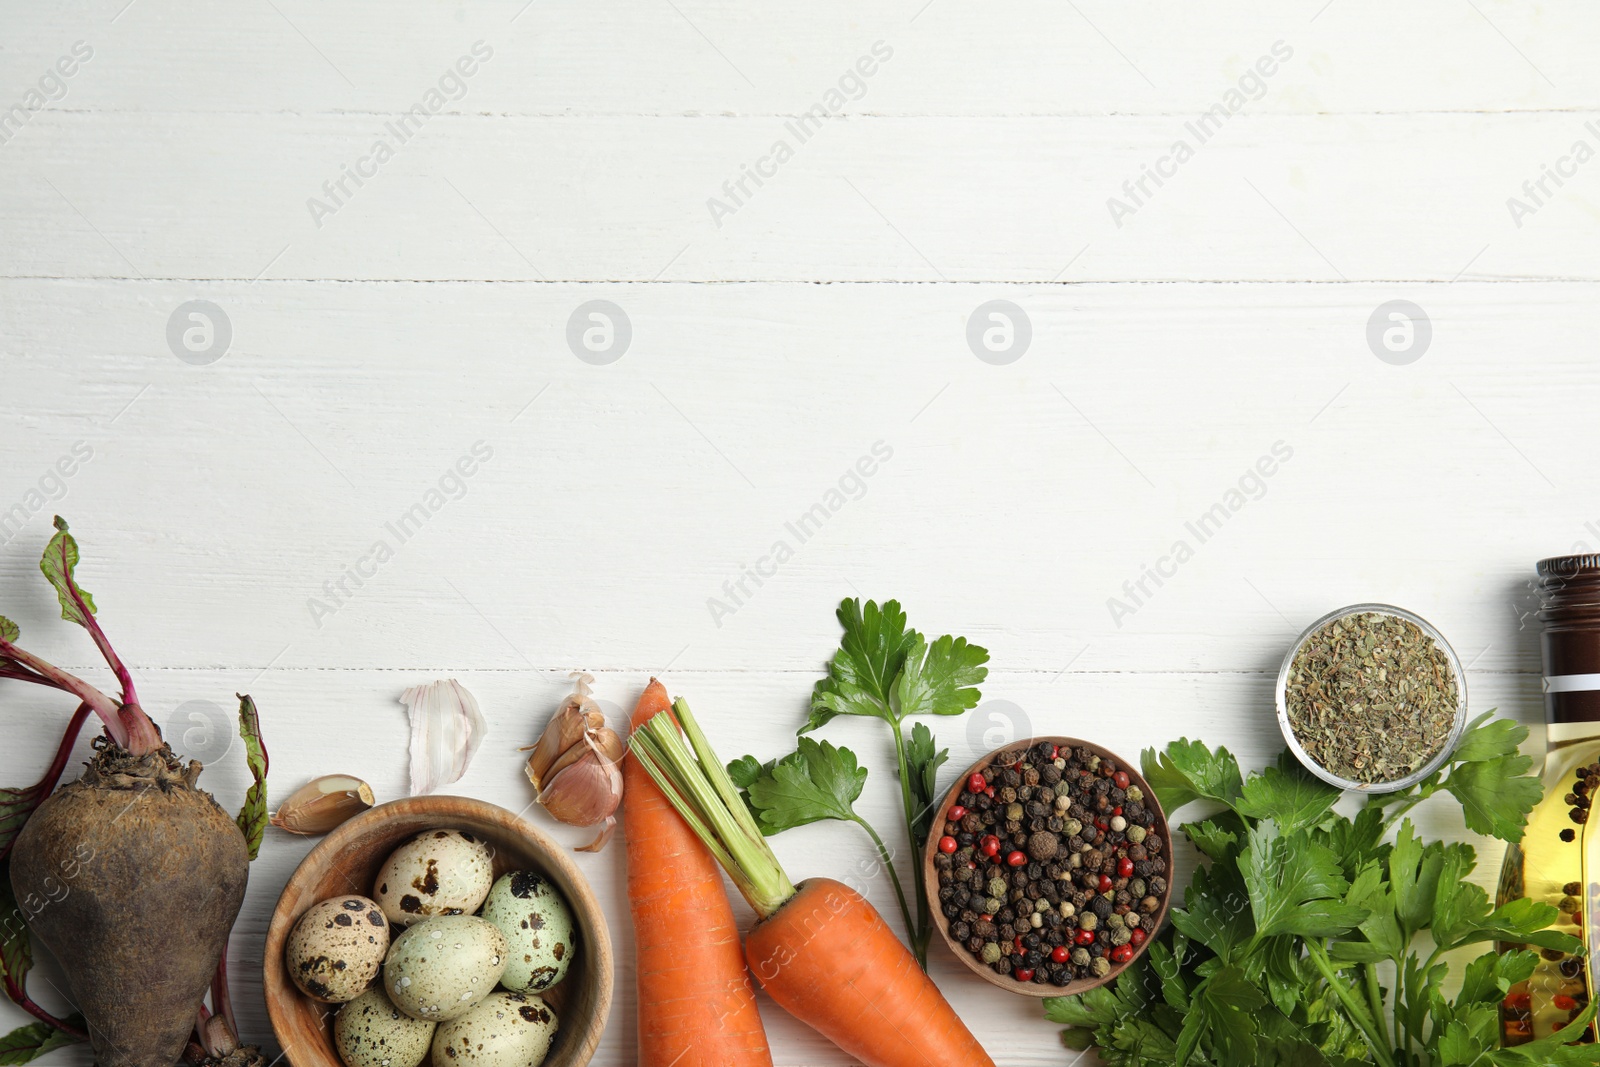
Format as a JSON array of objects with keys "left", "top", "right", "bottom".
[
  {"left": 1141, "top": 739, "right": 1244, "bottom": 813},
  {"left": 1443, "top": 754, "right": 1541, "bottom": 842},
  {"left": 1242, "top": 825, "right": 1368, "bottom": 941},
  {"left": 1234, "top": 754, "right": 1340, "bottom": 836},
  {"left": 733, "top": 737, "right": 867, "bottom": 834},
  {"left": 890, "top": 634, "right": 988, "bottom": 719},
  {"left": 804, "top": 598, "right": 916, "bottom": 732},
  {"left": 905, "top": 721, "right": 949, "bottom": 846}
]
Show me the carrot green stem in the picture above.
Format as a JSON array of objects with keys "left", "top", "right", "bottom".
[{"left": 631, "top": 702, "right": 797, "bottom": 918}]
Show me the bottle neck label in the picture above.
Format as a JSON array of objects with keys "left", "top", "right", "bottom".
[{"left": 1546, "top": 673, "right": 1600, "bottom": 740}]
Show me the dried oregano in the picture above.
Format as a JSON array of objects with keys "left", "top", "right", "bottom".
[{"left": 1284, "top": 611, "right": 1457, "bottom": 784}]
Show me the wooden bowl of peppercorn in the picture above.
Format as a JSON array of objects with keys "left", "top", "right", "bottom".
[{"left": 922, "top": 736, "right": 1172, "bottom": 998}]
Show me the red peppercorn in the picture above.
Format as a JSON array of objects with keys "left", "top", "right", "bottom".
[
  {"left": 1049, "top": 744, "right": 1059, "bottom": 759},
  {"left": 1505, "top": 992, "right": 1532, "bottom": 1011},
  {"left": 1014, "top": 935, "right": 1025, "bottom": 954},
  {"left": 1098, "top": 874, "right": 1113, "bottom": 892},
  {"left": 1014, "top": 967, "right": 1035, "bottom": 982},
  {"left": 938, "top": 836, "right": 958, "bottom": 854},
  {"left": 1112, "top": 806, "right": 1123, "bottom": 817},
  {"left": 980, "top": 834, "right": 1000, "bottom": 856},
  {"left": 1130, "top": 928, "right": 1146, "bottom": 946},
  {"left": 1113, "top": 770, "right": 1130, "bottom": 789},
  {"left": 1075, "top": 929, "right": 1095, "bottom": 945},
  {"left": 985, "top": 786, "right": 996, "bottom": 798},
  {"left": 1007, "top": 850, "right": 1028, "bottom": 867},
  {"left": 948, "top": 804, "right": 967, "bottom": 821},
  {"left": 1556, "top": 994, "right": 1579, "bottom": 1011},
  {"left": 1051, "top": 946, "right": 1070, "bottom": 963},
  {"left": 979, "top": 913, "right": 993, "bottom": 922},
  {"left": 1094, "top": 819, "right": 1108, "bottom": 832},
  {"left": 1118, "top": 857, "right": 1135, "bottom": 878},
  {"left": 1111, "top": 944, "right": 1134, "bottom": 964}
]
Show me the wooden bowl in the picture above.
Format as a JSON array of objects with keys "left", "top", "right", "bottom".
[
  {"left": 265, "top": 796, "right": 612, "bottom": 1067},
  {"left": 922, "top": 737, "right": 1171, "bottom": 999}
]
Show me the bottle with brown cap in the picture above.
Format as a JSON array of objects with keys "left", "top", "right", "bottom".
[{"left": 1497, "top": 555, "right": 1600, "bottom": 1045}]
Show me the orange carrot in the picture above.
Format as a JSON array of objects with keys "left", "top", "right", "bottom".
[
  {"left": 631, "top": 698, "right": 995, "bottom": 1067},
  {"left": 623, "top": 680, "right": 774, "bottom": 1067},
  {"left": 745, "top": 877, "right": 994, "bottom": 1067}
]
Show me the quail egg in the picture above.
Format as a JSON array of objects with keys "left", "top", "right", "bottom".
[
  {"left": 431, "top": 992, "right": 558, "bottom": 1067},
  {"left": 384, "top": 915, "right": 508, "bottom": 1021},
  {"left": 334, "top": 985, "right": 436, "bottom": 1067},
  {"left": 373, "top": 828, "right": 495, "bottom": 926},
  {"left": 285, "top": 895, "right": 390, "bottom": 1003},
  {"left": 480, "top": 871, "right": 576, "bottom": 993}
]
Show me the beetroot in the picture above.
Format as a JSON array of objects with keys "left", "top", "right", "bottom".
[{"left": 1, "top": 519, "right": 267, "bottom": 1067}]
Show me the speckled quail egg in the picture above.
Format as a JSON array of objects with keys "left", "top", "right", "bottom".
[
  {"left": 480, "top": 871, "right": 577, "bottom": 993},
  {"left": 431, "top": 992, "right": 559, "bottom": 1067},
  {"left": 384, "top": 915, "right": 508, "bottom": 1021},
  {"left": 334, "top": 985, "right": 436, "bottom": 1067},
  {"left": 373, "top": 829, "right": 495, "bottom": 926},
  {"left": 285, "top": 895, "right": 391, "bottom": 1002}
]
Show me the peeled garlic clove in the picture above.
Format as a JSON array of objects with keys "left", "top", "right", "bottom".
[
  {"left": 402, "top": 678, "right": 487, "bottom": 796},
  {"left": 537, "top": 735, "right": 623, "bottom": 830},
  {"left": 268, "top": 774, "right": 376, "bottom": 835}
]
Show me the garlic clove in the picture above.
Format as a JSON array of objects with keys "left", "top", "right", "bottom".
[
  {"left": 524, "top": 699, "right": 590, "bottom": 790},
  {"left": 592, "top": 727, "right": 626, "bottom": 765},
  {"left": 200, "top": 1015, "right": 239, "bottom": 1059},
  {"left": 575, "top": 815, "right": 615, "bottom": 854},
  {"left": 536, "top": 735, "right": 623, "bottom": 830},
  {"left": 401, "top": 678, "right": 487, "bottom": 796},
  {"left": 268, "top": 774, "right": 376, "bottom": 835}
]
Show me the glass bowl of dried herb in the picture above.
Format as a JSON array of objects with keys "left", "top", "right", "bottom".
[{"left": 1275, "top": 603, "right": 1468, "bottom": 793}]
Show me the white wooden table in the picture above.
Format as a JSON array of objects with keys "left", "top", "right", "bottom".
[{"left": 2, "top": 3, "right": 1597, "bottom": 1063}]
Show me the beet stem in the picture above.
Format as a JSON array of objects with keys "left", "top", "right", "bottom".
[
  {"left": 0, "top": 661, "right": 68, "bottom": 689},
  {"left": 39, "top": 545, "right": 164, "bottom": 755},
  {"left": 0, "top": 703, "right": 95, "bottom": 863},
  {"left": 210, "top": 952, "right": 237, "bottom": 1037},
  {"left": 59, "top": 560, "right": 140, "bottom": 711},
  {"left": 0, "top": 638, "right": 127, "bottom": 746},
  {"left": 2, "top": 972, "right": 87, "bottom": 1039}
]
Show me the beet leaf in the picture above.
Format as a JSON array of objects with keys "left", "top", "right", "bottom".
[
  {"left": 0, "top": 1020, "right": 84, "bottom": 1065},
  {"left": 38, "top": 518, "right": 140, "bottom": 711},
  {"left": 234, "top": 695, "right": 268, "bottom": 861},
  {"left": 0, "top": 878, "right": 32, "bottom": 991}
]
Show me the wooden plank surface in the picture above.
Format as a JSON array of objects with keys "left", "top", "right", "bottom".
[{"left": 3, "top": 2, "right": 1596, "bottom": 1063}]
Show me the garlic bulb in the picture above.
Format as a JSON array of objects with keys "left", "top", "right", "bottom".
[
  {"left": 269, "top": 774, "right": 376, "bottom": 835},
  {"left": 523, "top": 673, "right": 624, "bottom": 852}
]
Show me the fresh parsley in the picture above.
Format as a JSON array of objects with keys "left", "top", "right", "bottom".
[
  {"left": 1045, "top": 714, "right": 1595, "bottom": 1067},
  {"left": 736, "top": 598, "right": 987, "bottom": 969},
  {"left": 728, "top": 737, "right": 913, "bottom": 941}
]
